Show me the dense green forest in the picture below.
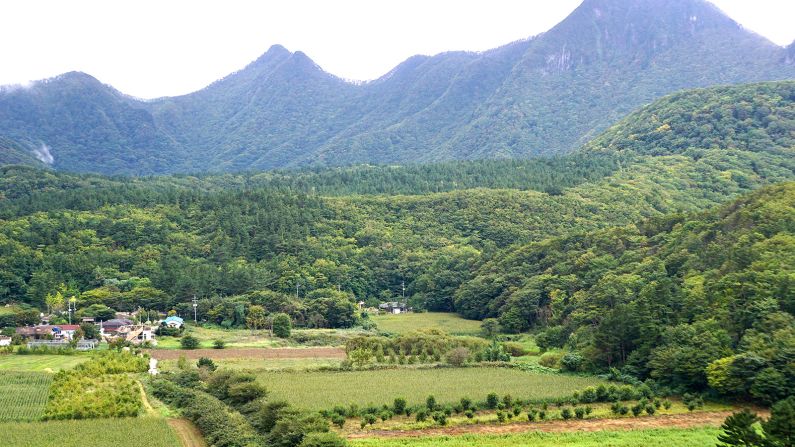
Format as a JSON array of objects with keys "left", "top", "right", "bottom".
[
  {"left": 0, "top": 81, "right": 793, "bottom": 399},
  {"left": 1, "top": 0, "right": 794, "bottom": 174}
]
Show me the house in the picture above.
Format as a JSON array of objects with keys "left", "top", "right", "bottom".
[
  {"left": 378, "top": 302, "right": 409, "bottom": 314},
  {"left": 163, "top": 316, "right": 184, "bottom": 328},
  {"left": 80, "top": 317, "right": 96, "bottom": 324},
  {"left": 0, "top": 335, "right": 11, "bottom": 346},
  {"left": 16, "top": 324, "right": 80, "bottom": 341},
  {"left": 100, "top": 318, "right": 134, "bottom": 336}
]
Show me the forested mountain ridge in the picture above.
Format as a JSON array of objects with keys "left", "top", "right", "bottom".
[
  {"left": 2, "top": 0, "right": 795, "bottom": 174},
  {"left": 0, "top": 80, "right": 792, "bottom": 314}
]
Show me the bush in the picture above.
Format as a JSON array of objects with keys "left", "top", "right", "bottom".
[
  {"left": 538, "top": 352, "right": 562, "bottom": 369},
  {"left": 574, "top": 407, "right": 586, "bottom": 419},
  {"left": 631, "top": 405, "right": 643, "bottom": 417},
  {"left": 426, "top": 395, "right": 437, "bottom": 411},
  {"left": 213, "top": 339, "right": 226, "bottom": 349},
  {"left": 393, "top": 397, "right": 407, "bottom": 415},
  {"left": 486, "top": 393, "right": 499, "bottom": 409},
  {"left": 197, "top": 357, "right": 217, "bottom": 371},
  {"left": 496, "top": 410, "right": 506, "bottom": 423},
  {"left": 465, "top": 410, "right": 474, "bottom": 419},
  {"left": 561, "top": 408, "right": 572, "bottom": 420},
  {"left": 560, "top": 352, "right": 584, "bottom": 372},
  {"left": 299, "top": 432, "right": 346, "bottom": 447},
  {"left": 180, "top": 335, "right": 200, "bottom": 349},
  {"left": 269, "top": 412, "right": 330, "bottom": 447},
  {"left": 645, "top": 405, "right": 656, "bottom": 416},
  {"left": 272, "top": 313, "right": 292, "bottom": 338},
  {"left": 330, "top": 414, "right": 345, "bottom": 429},
  {"left": 446, "top": 347, "right": 470, "bottom": 367},
  {"left": 502, "top": 342, "right": 529, "bottom": 357},
  {"left": 415, "top": 409, "right": 427, "bottom": 422}
]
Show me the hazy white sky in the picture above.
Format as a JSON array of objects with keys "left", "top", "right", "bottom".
[{"left": 1, "top": 0, "right": 793, "bottom": 99}]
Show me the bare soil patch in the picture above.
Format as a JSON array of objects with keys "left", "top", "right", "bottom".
[
  {"left": 168, "top": 418, "right": 207, "bottom": 447},
  {"left": 148, "top": 347, "right": 346, "bottom": 360},
  {"left": 348, "top": 410, "right": 770, "bottom": 439}
]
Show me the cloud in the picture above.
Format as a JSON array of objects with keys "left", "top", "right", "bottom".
[{"left": 32, "top": 143, "right": 54, "bottom": 165}]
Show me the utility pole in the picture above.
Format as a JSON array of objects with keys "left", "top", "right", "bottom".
[
  {"left": 192, "top": 295, "right": 198, "bottom": 324},
  {"left": 67, "top": 297, "right": 76, "bottom": 325},
  {"left": 401, "top": 281, "right": 405, "bottom": 302}
]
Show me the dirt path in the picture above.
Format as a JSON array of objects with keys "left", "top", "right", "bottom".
[
  {"left": 136, "top": 380, "right": 157, "bottom": 416},
  {"left": 348, "top": 410, "right": 768, "bottom": 439},
  {"left": 168, "top": 418, "right": 208, "bottom": 447},
  {"left": 147, "top": 347, "right": 346, "bottom": 360}
]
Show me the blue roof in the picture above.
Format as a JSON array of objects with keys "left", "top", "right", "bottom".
[{"left": 164, "top": 316, "right": 184, "bottom": 324}]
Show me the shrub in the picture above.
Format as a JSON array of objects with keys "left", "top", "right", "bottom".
[
  {"left": 460, "top": 397, "right": 472, "bottom": 411},
  {"left": 631, "top": 405, "right": 643, "bottom": 417},
  {"left": 579, "top": 386, "right": 598, "bottom": 403},
  {"left": 496, "top": 411, "right": 506, "bottom": 423},
  {"left": 299, "top": 432, "right": 346, "bottom": 447},
  {"left": 465, "top": 410, "right": 475, "bottom": 419},
  {"left": 269, "top": 412, "right": 330, "bottom": 447},
  {"left": 415, "top": 409, "right": 427, "bottom": 422},
  {"left": 663, "top": 399, "right": 672, "bottom": 410},
  {"left": 330, "top": 414, "right": 345, "bottom": 429},
  {"left": 180, "top": 335, "right": 200, "bottom": 349},
  {"left": 197, "top": 357, "right": 217, "bottom": 371},
  {"left": 561, "top": 408, "right": 572, "bottom": 420},
  {"left": 486, "top": 393, "right": 499, "bottom": 409},
  {"left": 432, "top": 411, "right": 447, "bottom": 425},
  {"left": 446, "top": 347, "right": 470, "bottom": 367},
  {"left": 538, "top": 410, "right": 546, "bottom": 420},
  {"left": 574, "top": 407, "right": 586, "bottom": 419},
  {"left": 538, "top": 352, "right": 562, "bottom": 369},
  {"left": 502, "top": 342, "right": 529, "bottom": 357},
  {"left": 645, "top": 405, "right": 656, "bottom": 416},
  {"left": 560, "top": 352, "right": 584, "bottom": 372},
  {"left": 213, "top": 339, "right": 226, "bottom": 349},
  {"left": 272, "top": 313, "right": 292, "bottom": 338},
  {"left": 393, "top": 397, "right": 407, "bottom": 415},
  {"left": 426, "top": 395, "right": 437, "bottom": 411}
]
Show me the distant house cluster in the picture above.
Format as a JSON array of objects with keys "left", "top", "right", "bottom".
[{"left": 12, "top": 313, "right": 185, "bottom": 350}]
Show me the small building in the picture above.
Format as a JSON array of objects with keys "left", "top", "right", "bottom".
[
  {"left": 16, "top": 325, "right": 80, "bottom": 341},
  {"left": 163, "top": 316, "right": 184, "bottom": 328},
  {"left": 0, "top": 335, "right": 11, "bottom": 347},
  {"left": 378, "top": 302, "right": 409, "bottom": 314},
  {"left": 100, "top": 318, "right": 134, "bottom": 336},
  {"left": 80, "top": 317, "right": 96, "bottom": 324},
  {"left": 27, "top": 340, "right": 70, "bottom": 349}
]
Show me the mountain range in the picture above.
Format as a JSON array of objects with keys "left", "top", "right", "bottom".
[{"left": 1, "top": 0, "right": 794, "bottom": 175}]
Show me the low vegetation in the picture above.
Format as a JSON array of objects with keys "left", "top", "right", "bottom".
[
  {"left": 1, "top": 417, "right": 181, "bottom": 447},
  {"left": 0, "top": 372, "right": 52, "bottom": 421},
  {"left": 371, "top": 313, "right": 482, "bottom": 335},
  {"left": 256, "top": 367, "right": 606, "bottom": 410}
]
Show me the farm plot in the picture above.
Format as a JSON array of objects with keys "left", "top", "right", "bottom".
[
  {"left": 1, "top": 417, "right": 181, "bottom": 447},
  {"left": 0, "top": 372, "right": 53, "bottom": 421},
  {"left": 372, "top": 312, "right": 483, "bottom": 335},
  {"left": 0, "top": 354, "right": 89, "bottom": 372},
  {"left": 257, "top": 367, "right": 606, "bottom": 410},
  {"left": 349, "top": 427, "right": 721, "bottom": 447}
]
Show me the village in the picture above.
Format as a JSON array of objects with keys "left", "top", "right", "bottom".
[{"left": 1, "top": 313, "right": 186, "bottom": 350}]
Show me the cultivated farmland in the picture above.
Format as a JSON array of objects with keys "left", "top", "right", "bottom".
[
  {"left": 1, "top": 417, "right": 181, "bottom": 447},
  {"left": 258, "top": 367, "right": 606, "bottom": 410},
  {"left": 0, "top": 372, "right": 52, "bottom": 421},
  {"left": 0, "top": 354, "right": 89, "bottom": 372},
  {"left": 372, "top": 312, "right": 483, "bottom": 335},
  {"left": 349, "top": 427, "right": 722, "bottom": 447}
]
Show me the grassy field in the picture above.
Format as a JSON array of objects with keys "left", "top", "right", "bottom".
[
  {"left": 349, "top": 427, "right": 721, "bottom": 447},
  {"left": 0, "top": 354, "right": 89, "bottom": 371},
  {"left": 258, "top": 367, "right": 606, "bottom": 410},
  {"left": 156, "top": 325, "right": 365, "bottom": 349},
  {"left": 372, "top": 312, "right": 482, "bottom": 335},
  {"left": 2, "top": 417, "right": 181, "bottom": 447},
  {"left": 0, "top": 372, "right": 53, "bottom": 421},
  {"left": 159, "top": 356, "right": 341, "bottom": 371}
]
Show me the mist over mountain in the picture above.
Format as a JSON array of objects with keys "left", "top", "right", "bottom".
[{"left": 1, "top": 0, "right": 794, "bottom": 175}]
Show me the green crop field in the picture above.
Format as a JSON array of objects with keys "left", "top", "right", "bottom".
[
  {"left": 257, "top": 367, "right": 606, "bottom": 410},
  {"left": 0, "top": 354, "right": 90, "bottom": 372},
  {"left": 349, "top": 427, "right": 721, "bottom": 447},
  {"left": 1, "top": 417, "right": 181, "bottom": 447},
  {"left": 0, "top": 372, "right": 53, "bottom": 421},
  {"left": 372, "top": 312, "right": 483, "bottom": 335}
]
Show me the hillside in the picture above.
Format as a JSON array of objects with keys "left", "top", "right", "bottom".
[
  {"left": 1, "top": 0, "right": 795, "bottom": 174},
  {"left": 0, "top": 80, "right": 791, "bottom": 309}
]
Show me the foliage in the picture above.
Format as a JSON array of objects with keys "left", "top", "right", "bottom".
[
  {"left": 273, "top": 313, "right": 293, "bottom": 338},
  {"left": 0, "top": 417, "right": 181, "bottom": 447},
  {"left": 0, "top": 372, "right": 52, "bottom": 421},
  {"left": 180, "top": 335, "right": 200, "bottom": 350}
]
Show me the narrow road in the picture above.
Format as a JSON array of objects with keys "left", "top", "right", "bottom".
[
  {"left": 348, "top": 410, "right": 766, "bottom": 439},
  {"left": 168, "top": 418, "right": 208, "bottom": 447}
]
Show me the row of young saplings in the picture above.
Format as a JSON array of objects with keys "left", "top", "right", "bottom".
[{"left": 321, "top": 383, "right": 701, "bottom": 428}]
